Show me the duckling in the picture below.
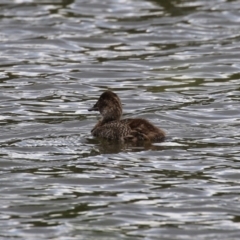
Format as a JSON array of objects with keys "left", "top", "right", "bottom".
[{"left": 88, "top": 90, "right": 165, "bottom": 142}]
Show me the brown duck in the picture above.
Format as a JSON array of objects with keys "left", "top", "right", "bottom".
[{"left": 88, "top": 90, "right": 165, "bottom": 142}]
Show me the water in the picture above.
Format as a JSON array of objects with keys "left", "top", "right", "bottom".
[{"left": 1, "top": 0, "right": 240, "bottom": 239}]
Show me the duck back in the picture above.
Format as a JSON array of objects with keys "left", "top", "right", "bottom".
[{"left": 122, "top": 118, "right": 165, "bottom": 142}]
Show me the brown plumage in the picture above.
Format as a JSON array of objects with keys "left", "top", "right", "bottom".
[{"left": 88, "top": 90, "right": 165, "bottom": 142}]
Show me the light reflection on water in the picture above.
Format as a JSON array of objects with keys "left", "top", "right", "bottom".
[{"left": 0, "top": 0, "right": 240, "bottom": 239}]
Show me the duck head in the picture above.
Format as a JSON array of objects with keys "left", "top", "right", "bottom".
[{"left": 88, "top": 90, "right": 122, "bottom": 122}]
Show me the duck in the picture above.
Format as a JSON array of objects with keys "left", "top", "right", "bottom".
[{"left": 88, "top": 90, "right": 165, "bottom": 143}]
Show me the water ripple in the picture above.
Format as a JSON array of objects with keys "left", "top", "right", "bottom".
[{"left": 0, "top": 0, "right": 240, "bottom": 239}]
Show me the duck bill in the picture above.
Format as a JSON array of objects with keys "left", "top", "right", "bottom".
[{"left": 88, "top": 104, "right": 99, "bottom": 111}]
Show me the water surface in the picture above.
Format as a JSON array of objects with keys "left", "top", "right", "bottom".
[{"left": 0, "top": 0, "right": 240, "bottom": 239}]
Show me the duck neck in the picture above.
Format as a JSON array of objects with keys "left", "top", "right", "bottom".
[
  {"left": 101, "top": 115, "right": 120, "bottom": 124},
  {"left": 101, "top": 107, "right": 122, "bottom": 124}
]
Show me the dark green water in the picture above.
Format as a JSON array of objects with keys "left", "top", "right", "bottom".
[{"left": 0, "top": 0, "right": 240, "bottom": 239}]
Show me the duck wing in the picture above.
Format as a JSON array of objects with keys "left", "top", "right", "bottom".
[{"left": 121, "top": 118, "right": 165, "bottom": 142}]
